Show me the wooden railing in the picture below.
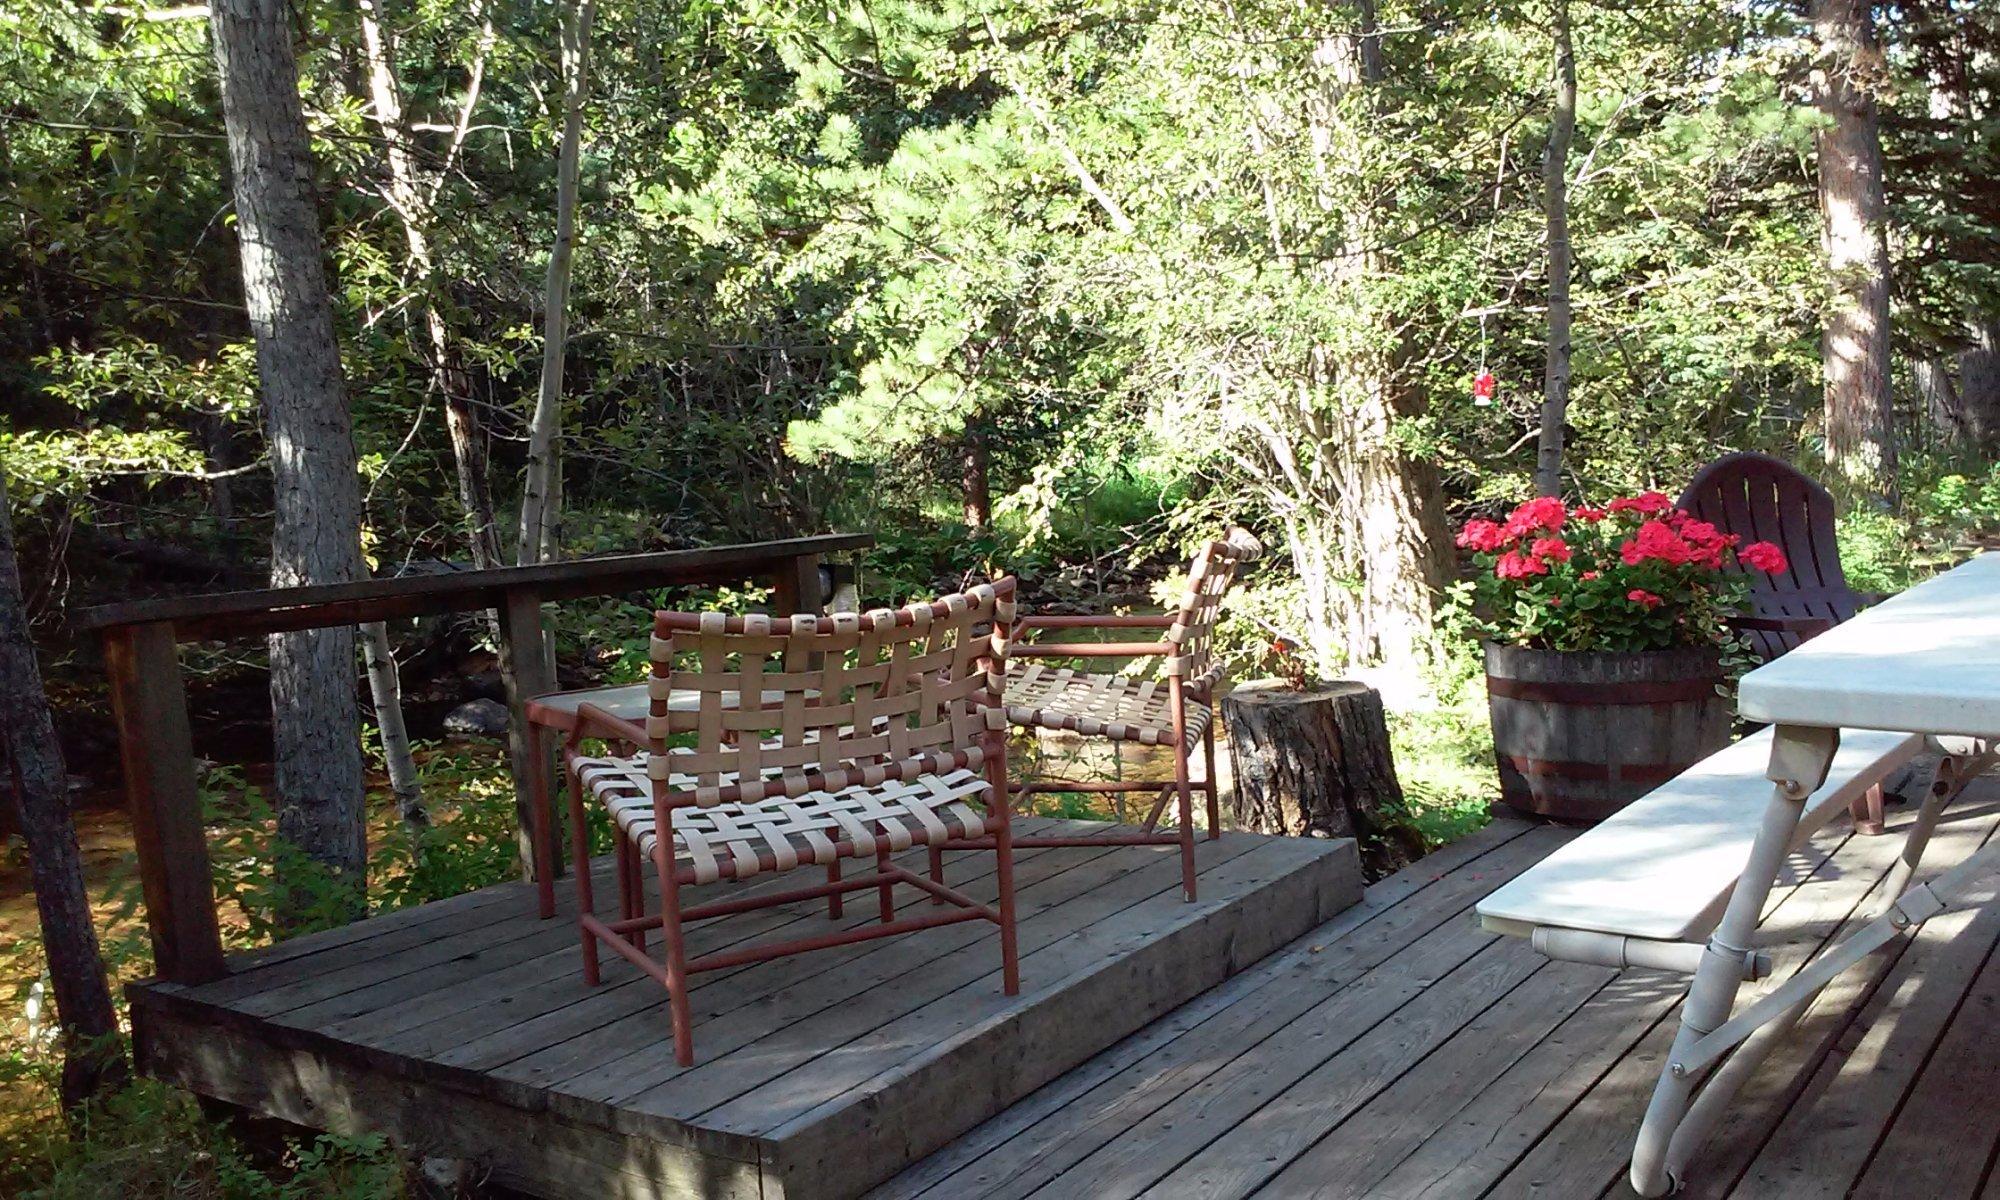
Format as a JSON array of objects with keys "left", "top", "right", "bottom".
[{"left": 77, "top": 534, "right": 873, "bottom": 984}]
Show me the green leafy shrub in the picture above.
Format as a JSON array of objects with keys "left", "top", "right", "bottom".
[{"left": 16, "top": 1079, "right": 405, "bottom": 1200}]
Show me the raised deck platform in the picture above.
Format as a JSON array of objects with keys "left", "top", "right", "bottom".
[{"left": 129, "top": 818, "right": 1361, "bottom": 1200}]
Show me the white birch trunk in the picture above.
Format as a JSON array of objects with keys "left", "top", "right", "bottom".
[
  {"left": 360, "top": 620, "right": 426, "bottom": 828},
  {"left": 517, "top": 0, "right": 596, "bottom": 567},
  {"left": 356, "top": 0, "right": 503, "bottom": 569}
]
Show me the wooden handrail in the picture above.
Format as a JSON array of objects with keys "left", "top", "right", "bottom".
[
  {"left": 78, "top": 534, "right": 873, "bottom": 638},
  {"left": 94, "top": 533, "right": 874, "bottom": 984}
]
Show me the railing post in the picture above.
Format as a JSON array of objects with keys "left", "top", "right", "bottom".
[
  {"left": 773, "top": 552, "right": 825, "bottom": 617},
  {"left": 497, "top": 584, "right": 561, "bottom": 917},
  {"left": 103, "top": 622, "right": 226, "bottom": 984}
]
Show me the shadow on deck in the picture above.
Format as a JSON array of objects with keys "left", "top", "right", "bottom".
[{"left": 129, "top": 818, "right": 1362, "bottom": 1200}]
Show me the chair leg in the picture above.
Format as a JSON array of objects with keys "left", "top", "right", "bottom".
[
  {"left": 877, "top": 846, "right": 896, "bottom": 924},
  {"left": 613, "top": 838, "right": 631, "bottom": 921},
  {"left": 826, "top": 859, "right": 844, "bottom": 919},
  {"left": 1202, "top": 718, "right": 1222, "bottom": 840},
  {"left": 623, "top": 840, "right": 646, "bottom": 954},
  {"left": 1851, "top": 783, "right": 1887, "bottom": 836},
  {"left": 654, "top": 845, "right": 694, "bottom": 1067},
  {"left": 531, "top": 725, "right": 558, "bottom": 919},
  {"left": 989, "top": 738, "right": 1020, "bottom": 996},
  {"left": 564, "top": 759, "right": 600, "bottom": 987},
  {"left": 928, "top": 846, "right": 947, "bottom": 905},
  {"left": 1172, "top": 679, "right": 1197, "bottom": 902}
]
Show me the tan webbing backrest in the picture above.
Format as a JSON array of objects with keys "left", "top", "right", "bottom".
[
  {"left": 1166, "top": 533, "right": 1258, "bottom": 697},
  {"left": 646, "top": 578, "right": 1017, "bottom": 806}
]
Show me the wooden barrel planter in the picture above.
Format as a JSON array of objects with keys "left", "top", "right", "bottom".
[{"left": 1484, "top": 643, "right": 1732, "bottom": 822}]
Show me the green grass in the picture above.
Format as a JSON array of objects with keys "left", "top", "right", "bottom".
[{"left": 1388, "top": 701, "right": 1498, "bottom": 847}]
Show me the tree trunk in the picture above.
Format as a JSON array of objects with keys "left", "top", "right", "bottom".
[
  {"left": 199, "top": 412, "right": 236, "bottom": 538},
  {"left": 360, "top": 620, "right": 425, "bottom": 829},
  {"left": 517, "top": 0, "right": 596, "bottom": 567},
  {"left": 1812, "top": 0, "right": 1896, "bottom": 503},
  {"left": 0, "top": 467, "right": 129, "bottom": 1110},
  {"left": 1313, "top": 0, "right": 1453, "bottom": 684},
  {"left": 354, "top": 0, "right": 502, "bottom": 570},
  {"left": 1534, "top": 0, "right": 1576, "bottom": 499},
  {"left": 1340, "top": 384, "right": 1453, "bottom": 687},
  {"left": 211, "top": 0, "right": 370, "bottom": 911},
  {"left": 961, "top": 423, "right": 992, "bottom": 529},
  {"left": 1222, "top": 679, "right": 1420, "bottom": 874},
  {"left": 1963, "top": 324, "right": 2000, "bottom": 450},
  {"left": 1917, "top": 357, "right": 1962, "bottom": 445}
]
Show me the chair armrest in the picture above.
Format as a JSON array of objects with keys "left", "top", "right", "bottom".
[
  {"left": 567, "top": 702, "right": 650, "bottom": 748},
  {"left": 1010, "top": 641, "right": 1175, "bottom": 659}
]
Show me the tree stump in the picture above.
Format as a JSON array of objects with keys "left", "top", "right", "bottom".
[{"left": 1223, "top": 680, "right": 1413, "bottom": 869}]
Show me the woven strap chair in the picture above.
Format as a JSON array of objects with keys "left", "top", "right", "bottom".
[
  {"left": 1000, "top": 533, "right": 1258, "bottom": 902},
  {"left": 1677, "top": 452, "right": 1892, "bottom": 833},
  {"left": 553, "top": 579, "right": 1020, "bottom": 1067}
]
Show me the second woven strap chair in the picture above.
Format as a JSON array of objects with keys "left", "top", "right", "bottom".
[
  {"left": 1002, "top": 535, "right": 1258, "bottom": 902},
  {"left": 554, "top": 579, "right": 1020, "bottom": 1067}
]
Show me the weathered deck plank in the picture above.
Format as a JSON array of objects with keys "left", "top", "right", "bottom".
[
  {"left": 1845, "top": 926, "right": 2000, "bottom": 1200},
  {"left": 871, "top": 816, "right": 1544, "bottom": 1200},
  {"left": 881, "top": 773, "right": 2000, "bottom": 1200},
  {"left": 568, "top": 836, "right": 1237, "bottom": 1115},
  {"left": 890, "top": 828, "right": 1566, "bottom": 1200},
  {"left": 1360, "top": 815, "right": 1862, "bottom": 1200}
]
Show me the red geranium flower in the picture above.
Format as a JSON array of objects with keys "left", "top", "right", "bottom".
[
  {"left": 1530, "top": 536, "right": 1572, "bottom": 563},
  {"left": 1627, "top": 588, "right": 1664, "bottom": 609},
  {"left": 1495, "top": 550, "right": 1550, "bottom": 580},
  {"left": 1502, "top": 496, "right": 1567, "bottom": 539},
  {"left": 1572, "top": 506, "right": 1607, "bottom": 523},
  {"left": 1676, "top": 519, "right": 1733, "bottom": 568},
  {"left": 1581, "top": 570, "right": 1601, "bottom": 581},
  {"left": 1620, "top": 519, "right": 1694, "bottom": 567},
  {"left": 1608, "top": 491, "right": 1672, "bottom": 516},
  {"left": 1739, "top": 541, "right": 1789, "bottom": 574},
  {"left": 1455, "top": 518, "right": 1507, "bottom": 553}
]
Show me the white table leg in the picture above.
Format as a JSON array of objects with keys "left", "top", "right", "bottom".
[
  {"left": 1630, "top": 724, "right": 1839, "bottom": 1197},
  {"left": 1879, "top": 752, "right": 1986, "bottom": 904}
]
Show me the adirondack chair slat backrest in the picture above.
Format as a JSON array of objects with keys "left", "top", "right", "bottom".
[{"left": 1677, "top": 452, "right": 1861, "bottom": 661}]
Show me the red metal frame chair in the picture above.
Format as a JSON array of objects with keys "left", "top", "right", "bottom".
[
  {"left": 998, "top": 535, "right": 1258, "bottom": 902},
  {"left": 1677, "top": 452, "right": 1892, "bottom": 832},
  {"left": 553, "top": 579, "right": 1020, "bottom": 1066}
]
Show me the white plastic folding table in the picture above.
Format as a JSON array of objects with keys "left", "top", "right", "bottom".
[{"left": 1631, "top": 551, "right": 2000, "bottom": 1195}]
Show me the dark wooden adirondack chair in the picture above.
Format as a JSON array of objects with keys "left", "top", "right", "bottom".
[{"left": 1677, "top": 451, "right": 1891, "bottom": 830}]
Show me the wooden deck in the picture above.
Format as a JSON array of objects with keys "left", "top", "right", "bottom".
[
  {"left": 881, "top": 769, "right": 2000, "bottom": 1200},
  {"left": 128, "top": 818, "right": 1362, "bottom": 1200}
]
